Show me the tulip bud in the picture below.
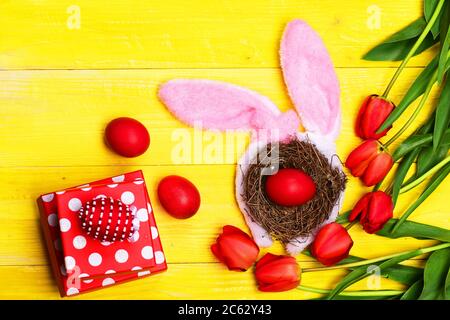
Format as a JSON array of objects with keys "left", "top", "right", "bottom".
[
  {"left": 356, "top": 95, "right": 395, "bottom": 140},
  {"left": 345, "top": 139, "right": 394, "bottom": 186},
  {"left": 310, "top": 223, "right": 353, "bottom": 266},
  {"left": 255, "top": 253, "right": 301, "bottom": 292},
  {"left": 350, "top": 191, "right": 393, "bottom": 234},
  {"left": 211, "top": 225, "right": 259, "bottom": 271}
]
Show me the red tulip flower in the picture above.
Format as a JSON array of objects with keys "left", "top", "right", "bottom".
[
  {"left": 310, "top": 222, "right": 353, "bottom": 266},
  {"left": 345, "top": 139, "right": 394, "bottom": 186},
  {"left": 350, "top": 191, "right": 394, "bottom": 234},
  {"left": 211, "top": 225, "right": 259, "bottom": 271},
  {"left": 356, "top": 95, "right": 395, "bottom": 140},
  {"left": 255, "top": 253, "right": 301, "bottom": 292}
]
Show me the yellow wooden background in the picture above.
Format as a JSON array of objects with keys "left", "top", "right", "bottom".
[{"left": 0, "top": 0, "right": 449, "bottom": 299}]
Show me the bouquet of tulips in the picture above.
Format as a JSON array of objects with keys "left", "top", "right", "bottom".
[{"left": 210, "top": 0, "right": 450, "bottom": 300}]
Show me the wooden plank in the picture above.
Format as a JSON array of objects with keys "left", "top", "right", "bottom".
[
  {"left": 0, "top": 262, "right": 411, "bottom": 299},
  {"left": 0, "top": 67, "right": 439, "bottom": 167},
  {"left": 0, "top": 0, "right": 432, "bottom": 69},
  {"left": 0, "top": 165, "right": 447, "bottom": 266}
]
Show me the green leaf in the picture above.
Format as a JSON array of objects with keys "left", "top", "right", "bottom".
[
  {"left": 384, "top": 18, "right": 428, "bottom": 43},
  {"left": 315, "top": 294, "right": 399, "bottom": 300},
  {"left": 392, "top": 135, "right": 426, "bottom": 160},
  {"left": 363, "top": 18, "right": 439, "bottom": 61},
  {"left": 425, "top": 0, "right": 444, "bottom": 38},
  {"left": 364, "top": 34, "right": 438, "bottom": 62},
  {"left": 445, "top": 266, "right": 450, "bottom": 299},
  {"left": 326, "top": 244, "right": 437, "bottom": 299},
  {"left": 419, "top": 248, "right": 450, "bottom": 299},
  {"left": 392, "top": 128, "right": 450, "bottom": 160},
  {"left": 382, "top": 265, "right": 424, "bottom": 286},
  {"left": 391, "top": 149, "right": 420, "bottom": 204},
  {"left": 335, "top": 210, "right": 351, "bottom": 224},
  {"left": 434, "top": 78, "right": 450, "bottom": 148},
  {"left": 345, "top": 257, "right": 423, "bottom": 285},
  {"left": 437, "top": 26, "right": 450, "bottom": 82},
  {"left": 337, "top": 213, "right": 450, "bottom": 242},
  {"left": 378, "top": 55, "right": 439, "bottom": 131},
  {"left": 401, "top": 280, "right": 424, "bottom": 300},
  {"left": 377, "top": 218, "right": 450, "bottom": 242},
  {"left": 303, "top": 250, "right": 423, "bottom": 285},
  {"left": 439, "top": 0, "right": 450, "bottom": 42},
  {"left": 392, "top": 163, "right": 450, "bottom": 233},
  {"left": 425, "top": 0, "right": 440, "bottom": 21},
  {"left": 416, "top": 144, "right": 449, "bottom": 177}
]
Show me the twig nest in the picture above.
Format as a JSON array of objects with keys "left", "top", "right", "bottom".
[{"left": 242, "top": 137, "right": 346, "bottom": 243}]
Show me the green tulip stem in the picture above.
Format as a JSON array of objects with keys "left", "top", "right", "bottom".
[
  {"left": 381, "top": 0, "right": 445, "bottom": 98},
  {"left": 302, "top": 242, "right": 450, "bottom": 273},
  {"left": 384, "top": 70, "right": 437, "bottom": 148},
  {"left": 334, "top": 210, "right": 351, "bottom": 224},
  {"left": 345, "top": 220, "right": 358, "bottom": 231},
  {"left": 399, "top": 154, "right": 450, "bottom": 193},
  {"left": 297, "top": 285, "right": 404, "bottom": 297}
]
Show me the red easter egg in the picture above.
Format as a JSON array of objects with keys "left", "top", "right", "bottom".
[
  {"left": 157, "top": 175, "right": 201, "bottom": 219},
  {"left": 265, "top": 168, "right": 316, "bottom": 206},
  {"left": 105, "top": 117, "right": 150, "bottom": 157},
  {"left": 78, "top": 196, "right": 137, "bottom": 242}
]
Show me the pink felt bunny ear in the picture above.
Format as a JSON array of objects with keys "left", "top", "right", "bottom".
[
  {"left": 158, "top": 79, "right": 300, "bottom": 141},
  {"left": 280, "top": 19, "right": 341, "bottom": 140}
]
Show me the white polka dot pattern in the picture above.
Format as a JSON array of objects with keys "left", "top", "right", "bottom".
[
  {"left": 79, "top": 273, "right": 93, "bottom": 284},
  {"left": 141, "top": 246, "right": 153, "bottom": 260},
  {"left": 59, "top": 218, "right": 71, "bottom": 232},
  {"left": 131, "top": 266, "right": 151, "bottom": 277},
  {"left": 112, "top": 175, "right": 125, "bottom": 183},
  {"left": 68, "top": 198, "right": 82, "bottom": 212},
  {"left": 66, "top": 287, "right": 79, "bottom": 296},
  {"left": 88, "top": 253, "right": 102, "bottom": 267},
  {"left": 47, "top": 213, "right": 58, "bottom": 227},
  {"left": 73, "top": 235, "right": 87, "bottom": 249},
  {"left": 121, "top": 191, "right": 135, "bottom": 205},
  {"left": 155, "top": 251, "right": 165, "bottom": 264},
  {"left": 151, "top": 226, "right": 159, "bottom": 239},
  {"left": 42, "top": 193, "right": 54, "bottom": 203},
  {"left": 136, "top": 208, "right": 148, "bottom": 222},
  {"left": 38, "top": 171, "right": 167, "bottom": 295},
  {"left": 64, "top": 256, "right": 76, "bottom": 271},
  {"left": 128, "top": 231, "right": 140, "bottom": 243},
  {"left": 115, "top": 249, "right": 129, "bottom": 263},
  {"left": 102, "top": 278, "right": 115, "bottom": 286},
  {"left": 80, "top": 184, "right": 92, "bottom": 192}
]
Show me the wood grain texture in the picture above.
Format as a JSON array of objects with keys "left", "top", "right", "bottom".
[
  {"left": 0, "top": 165, "right": 447, "bottom": 268},
  {"left": 0, "top": 0, "right": 434, "bottom": 69},
  {"left": 0, "top": 67, "right": 439, "bottom": 167},
  {"left": 0, "top": 261, "right": 414, "bottom": 300},
  {"left": 0, "top": 0, "right": 448, "bottom": 299}
]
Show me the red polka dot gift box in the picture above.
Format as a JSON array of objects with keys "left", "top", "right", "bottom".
[{"left": 37, "top": 171, "right": 167, "bottom": 297}]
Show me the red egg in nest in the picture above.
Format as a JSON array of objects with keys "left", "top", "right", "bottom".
[
  {"left": 157, "top": 175, "right": 201, "bottom": 219},
  {"left": 105, "top": 117, "right": 150, "bottom": 157},
  {"left": 265, "top": 168, "right": 316, "bottom": 206}
]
